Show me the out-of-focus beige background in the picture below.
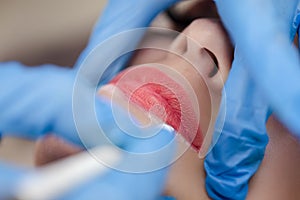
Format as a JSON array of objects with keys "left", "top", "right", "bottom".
[
  {"left": 0, "top": 0, "right": 107, "bottom": 167},
  {"left": 0, "top": 0, "right": 107, "bottom": 66}
]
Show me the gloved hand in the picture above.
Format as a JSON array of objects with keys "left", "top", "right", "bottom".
[
  {"left": 0, "top": 123, "right": 176, "bottom": 200},
  {"left": 204, "top": 49, "right": 270, "bottom": 200},
  {"left": 205, "top": 0, "right": 300, "bottom": 199},
  {"left": 0, "top": 62, "right": 122, "bottom": 149},
  {"left": 75, "top": 0, "right": 181, "bottom": 84},
  {"left": 0, "top": 63, "right": 79, "bottom": 143},
  {"left": 215, "top": 0, "right": 300, "bottom": 136},
  {"left": 0, "top": 62, "right": 126, "bottom": 147},
  {"left": 0, "top": 0, "right": 180, "bottom": 144}
]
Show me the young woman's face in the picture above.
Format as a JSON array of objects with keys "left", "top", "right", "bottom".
[
  {"left": 97, "top": 19, "right": 233, "bottom": 199},
  {"left": 102, "top": 18, "right": 233, "bottom": 155}
]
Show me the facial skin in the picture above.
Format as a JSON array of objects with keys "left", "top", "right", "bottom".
[
  {"left": 106, "top": 19, "right": 232, "bottom": 153},
  {"left": 35, "top": 19, "right": 300, "bottom": 200},
  {"left": 105, "top": 18, "right": 232, "bottom": 200}
]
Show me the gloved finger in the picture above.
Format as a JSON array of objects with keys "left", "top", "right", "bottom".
[
  {"left": 0, "top": 61, "right": 121, "bottom": 148},
  {"left": 74, "top": 0, "right": 181, "bottom": 84},
  {"left": 204, "top": 49, "right": 270, "bottom": 200},
  {"left": 58, "top": 125, "right": 176, "bottom": 200},
  {"left": 221, "top": 49, "right": 272, "bottom": 116},
  {"left": 215, "top": 0, "right": 300, "bottom": 136},
  {"left": 0, "top": 163, "right": 27, "bottom": 199},
  {"left": 215, "top": 0, "right": 299, "bottom": 44},
  {"left": 0, "top": 61, "right": 98, "bottom": 148},
  {"left": 0, "top": 62, "right": 80, "bottom": 143}
]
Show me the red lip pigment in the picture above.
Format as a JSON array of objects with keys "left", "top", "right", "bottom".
[{"left": 110, "top": 66, "right": 203, "bottom": 151}]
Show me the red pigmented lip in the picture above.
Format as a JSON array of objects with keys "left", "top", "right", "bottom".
[{"left": 109, "top": 66, "right": 203, "bottom": 151}]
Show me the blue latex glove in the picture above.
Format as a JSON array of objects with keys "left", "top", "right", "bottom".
[
  {"left": 204, "top": 49, "right": 270, "bottom": 200},
  {"left": 1, "top": 1, "right": 180, "bottom": 198},
  {"left": 0, "top": 163, "right": 27, "bottom": 199},
  {"left": 0, "top": 62, "right": 135, "bottom": 148},
  {"left": 75, "top": 0, "right": 180, "bottom": 84},
  {"left": 205, "top": 0, "right": 300, "bottom": 199},
  {"left": 215, "top": 0, "right": 300, "bottom": 135},
  {"left": 0, "top": 63, "right": 79, "bottom": 143},
  {"left": 0, "top": 0, "right": 180, "bottom": 144},
  {"left": 0, "top": 123, "right": 176, "bottom": 200}
]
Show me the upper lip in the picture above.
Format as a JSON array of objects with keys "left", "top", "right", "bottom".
[{"left": 109, "top": 65, "right": 202, "bottom": 151}]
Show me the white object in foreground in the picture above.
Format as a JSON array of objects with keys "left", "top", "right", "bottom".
[{"left": 15, "top": 146, "right": 121, "bottom": 200}]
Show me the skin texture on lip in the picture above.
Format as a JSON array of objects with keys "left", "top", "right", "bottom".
[{"left": 109, "top": 66, "right": 203, "bottom": 151}]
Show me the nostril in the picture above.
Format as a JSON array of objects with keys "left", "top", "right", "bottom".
[
  {"left": 203, "top": 48, "right": 219, "bottom": 77},
  {"left": 208, "top": 64, "right": 219, "bottom": 78},
  {"left": 203, "top": 48, "right": 219, "bottom": 69}
]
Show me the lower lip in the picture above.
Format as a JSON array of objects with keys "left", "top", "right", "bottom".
[{"left": 109, "top": 66, "right": 203, "bottom": 151}]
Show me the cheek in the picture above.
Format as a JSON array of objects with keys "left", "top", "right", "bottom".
[
  {"left": 181, "top": 67, "right": 212, "bottom": 138},
  {"left": 196, "top": 78, "right": 212, "bottom": 137}
]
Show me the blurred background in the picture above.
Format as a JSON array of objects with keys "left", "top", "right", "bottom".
[
  {"left": 0, "top": 0, "right": 107, "bottom": 167},
  {"left": 0, "top": 0, "right": 106, "bottom": 66}
]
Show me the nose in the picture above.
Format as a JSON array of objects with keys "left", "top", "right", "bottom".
[
  {"left": 184, "top": 36, "right": 218, "bottom": 78},
  {"left": 177, "top": 31, "right": 222, "bottom": 94},
  {"left": 170, "top": 18, "right": 233, "bottom": 91}
]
